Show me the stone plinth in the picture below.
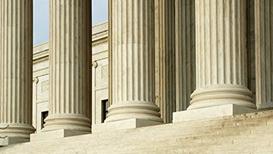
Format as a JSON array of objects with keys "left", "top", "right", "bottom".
[
  {"left": 92, "top": 119, "right": 161, "bottom": 133},
  {"left": 173, "top": 104, "right": 254, "bottom": 123},
  {"left": 31, "top": 129, "right": 88, "bottom": 142}
]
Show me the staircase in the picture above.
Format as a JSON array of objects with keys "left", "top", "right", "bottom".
[{"left": 1, "top": 110, "right": 273, "bottom": 154}]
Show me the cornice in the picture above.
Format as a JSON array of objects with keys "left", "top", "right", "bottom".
[{"left": 33, "top": 22, "right": 108, "bottom": 64}]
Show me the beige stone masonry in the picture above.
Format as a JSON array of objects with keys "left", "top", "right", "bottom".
[
  {"left": 175, "top": 0, "right": 196, "bottom": 111},
  {"left": 30, "top": 129, "right": 87, "bottom": 142},
  {"left": 173, "top": 0, "right": 256, "bottom": 122},
  {"left": 32, "top": 0, "right": 92, "bottom": 139},
  {"left": 173, "top": 104, "right": 254, "bottom": 122},
  {"left": 255, "top": 0, "right": 273, "bottom": 109},
  {"left": 93, "top": 118, "right": 160, "bottom": 133},
  {"left": 189, "top": 0, "right": 255, "bottom": 110},
  {"left": 2, "top": 110, "right": 273, "bottom": 153},
  {"left": 105, "top": 0, "right": 162, "bottom": 125},
  {"left": 0, "top": 0, "right": 35, "bottom": 146},
  {"left": 155, "top": 0, "right": 176, "bottom": 123}
]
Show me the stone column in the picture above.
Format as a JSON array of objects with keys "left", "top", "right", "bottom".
[
  {"left": 0, "top": 0, "right": 34, "bottom": 145},
  {"left": 155, "top": 0, "right": 176, "bottom": 123},
  {"left": 175, "top": 0, "right": 196, "bottom": 111},
  {"left": 246, "top": 0, "right": 256, "bottom": 106},
  {"left": 105, "top": 0, "right": 162, "bottom": 124},
  {"left": 188, "top": 0, "right": 255, "bottom": 110},
  {"left": 255, "top": 0, "right": 273, "bottom": 109},
  {"left": 43, "top": 0, "right": 91, "bottom": 133}
]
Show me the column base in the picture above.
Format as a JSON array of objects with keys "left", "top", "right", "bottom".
[
  {"left": 189, "top": 85, "right": 256, "bottom": 110},
  {"left": 30, "top": 129, "right": 90, "bottom": 142},
  {"left": 31, "top": 114, "right": 91, "bottom": 142},
  {"left": 173, "top": 104, "right": 255, "bottom": 123},
  {"left": 0, "top": 123, "right": 34, "bottom": 146},
  {"left": 257, "top": 103, "right": 273, "bottom": 110},
  {"left": 104, "top": 103, "right": 163, "bottom": 123},
  {"left": 92, "top": 118, "right": 161, "bottom": 133},
  {"left": 43, "top": 114, "right": 91, "bottom": 132}
]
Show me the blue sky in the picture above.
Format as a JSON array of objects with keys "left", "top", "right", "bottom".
[{"left": 33, "top": 0, "right": 108, "bottom": 45}]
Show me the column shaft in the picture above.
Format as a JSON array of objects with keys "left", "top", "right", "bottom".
[
  {"left": 175, "top": 0, "right": 196, "bottom": 111},
  {"left": 246, "top": 0, "right": 256, "bottom": 105},
  {"left": 44, "top": 0, "right": 91, "bottom": 132},
  {"left": 255, "top": 0, "right": 273, "bottom": 109},
  {"left": 189, "top": 0, "right": 255, "bottom": 109},
  {"left": 106, "top": 0, "right": 162, "bottom": 122},
  {"left": 155, "top": 0, "right": 176, "bottom": 123},
  {"left": 0, "top": 0, "right": 34, "bottom": 143}
]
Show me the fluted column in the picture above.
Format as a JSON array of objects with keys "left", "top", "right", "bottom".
[
  {"left": 0, "top": 0, "right": 34, "bottom": 144},
  {"left": 106, "top": 0, "right": 162, "bottom": 123},
  {"left": 189, "top": 0, "right": 255, "bottom": 110},
  {"left": 246, "top": 0, "right": 256, "bottom": 105},
  {"left": 255, "top": 0, "right": 273, "bottom": 109},
  {"left": 43, "top": 0, "right": 91, "bottom": 132},
  {"left": 155, "top": 0, "right": 176, "bottom": 123},
  {"left": 175, "top": 0, "right": 196, "bottom": 111}
]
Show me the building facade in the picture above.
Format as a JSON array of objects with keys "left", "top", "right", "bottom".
[{"left": 0, "top": 0, "right": 273, "bottom": 153}]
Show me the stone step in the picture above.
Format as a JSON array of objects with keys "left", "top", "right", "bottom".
[{"left": 1, "top": 110, "right": 273, "bottom": 154}]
